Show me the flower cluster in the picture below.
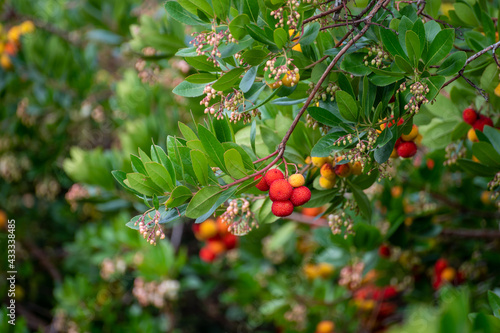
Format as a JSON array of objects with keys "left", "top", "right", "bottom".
[
  {"left": 335, "top": 129, "right": 379, "bottom": 165},
  {"left": 443, "top": 142, "right": 466, "bottom": 166},
  {"left": 135, "top": 48, "right": 160, "bottom": 85},
  {"left": 65, "top": 183, "right": 90, "bottom": 211},
  {"left": 339, "top": 262, "right": 365, "bottom": 290},
  {"left": 363, "top": 45, "right": 390, "bottom": 68},
  {"left": 271, "top": 0, "right": 301, "bottom": 29},
  {"left": 284, "top": 303, "right": 307, "bottom": 331},
  {"left": 488, "top": 172, "right": 500, "bottom": 193},
  {"left": 190, "top": 28, "right": 236, "bottom": 64},
  {"left": 100, "top": 257, "right": 126, "bottom": 281},
  {"left": 135, "top": 210, "right": 166, "bottom": 245},
  {"left": 265, "top": 57, "right": 297, "bottom": 83},
  {"left": 328, "top": 212, "right": 354, "bottom": 239},
  {"left": 220, "top": 198, "right": 258, "bottom": 236},
  {"left": 0, "top": 152, "right": 31, "bottom": 182},
  {"left": 133, "top": 277, "right": 180, "bottom": 308},
  {"left": 35, "top": 177, "right": 60, "bottom": 201},
  {"left": 399, "top": 81, "right": 430, "bottom": 113}
]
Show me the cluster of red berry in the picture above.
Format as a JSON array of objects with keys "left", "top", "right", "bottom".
[
  {"left": 463, "top": 108, "right": 494, "bottom": 142},
  {"left": 383, "top": 118, "right": 421, "bottom": 158},
  {"left": 433, "top": 258, "right": 465, "bottom": 290},
  {"left": 254, "top": 169, "right": 311, "bottom": 217},
  {"left": 192, "top": 218, "right": 238, "bottom": 263},
  {"left": 353, "top": 284, "right": 399, "bottom": 318}
]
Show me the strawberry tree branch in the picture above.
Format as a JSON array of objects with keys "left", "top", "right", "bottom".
[
  {"left": 221, "top": 1, "right": 386, "bottom": 191},
  {"left": 302, "top": 4, "right": 344, "bottom": 24},
  {"left": 441, "top": 41, "right": 500, "bottom": 95}
]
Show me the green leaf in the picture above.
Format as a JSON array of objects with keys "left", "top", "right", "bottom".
[
  {"left": 308, "top": 106, "right": 343, "bottom": 127},
  {"left": 185, "top": 56, "right": 218, "bottom": 71},
  {"left": 246, "top": 24, "right": 275, "bottom": 46},
  {"left": 213, "top": 117, "right": 233, "bottom": 143},
  {"left": 352, "top": 170, "right": 379, "bottom": 190},
  {"left": 425, "top": 75, "right": 446, "bottom": 101},
  {"left": 380, "top": 28, "right": 408, "bottom": 60},
  {"left": 472, "top": 142, "right": 500, "bottom": 167},
  {"left": 394, "top": 55, "right": 413, "bottom": 73},
  {"left": 198, "top": 124, "right": 228, "bottom": 172},
  {"left": 353, "top": 223, "right": 381, "bottom": 250},
  {"left": 144, "top": 162, "right": 174, "bottom": 192},
  {"left": 437, "top": 51, "right": 466, "bottom": 76},
  {"left": 126, "top": 173, "right": 164, "bottom": 196},
  {"left": 311, "top": 132, "right": 349, "bottom": 157},
  {"left": 167, "top": 136, "right": 184, "bottom": 180},
  {"left": 480, "top": 63, "right": 500, "bottom": 92},
  {"left": 241, "top": 0, "right": 259, "bottom": 23},
  {"left": 488, "top": 291, "right": 500, "bottom": 319},
  {"left": 406, "top": 30, "right": 421, "bottom": 66},
  {"left": 426, "top": 28, "right": 455, "bottom": 66},
  {"left": 153, "top": 194, "right": 159, "bottom": 210},
  {"left": 250, "top": 119, "right": 257, "bottom": 154},
  {"left": 336, "top": 90, "right": 359, "bottom": 122},
  {"left": 112, "top": 170, "right": 142, "bottom": 195},
  {"left": 166, "top": 186, "right": 192, "bottom": 208},
  {"left": 195, "top": 186, "right": 237, "bottom": 223},
  {"left": 224, "top": 149, "right": 247, "bottom": 179},
  {"left": 164, "top": 1, "right": 206, "bottom": 25},
  {"left": 302, "top": 189, "right": 339, "bottom": 208},
  {"left": 454, "top": 2, "right": 479, "bottom": 26},
  {"left": 269, "top": 223, "right": 297, "bottom": 251},
  {"left": 177, "top": 0, "right": 213, "bottom": 17},
  {"left": 240, "top": 66, "right": 257, "bottom": 93},
  {"left": 273, "top": 28, "right": 288, "bottom": 49},
  {"left": 185, "top": 73, "right": 217, "bottom": 84},
  {"left": 350, "top": 183, "right": 372, "bottom": 222},
  {"left": 222, "top": 142, "right": 254, "bottom": 170},
  {"left": 179, "top": 122, "right": 198, "bottom": 141},
  {"left": 242, "top": 49, "right": 268, "bottom": 66},
  {"left": 131, "top": 154, "right": 147, "bottom": 175},
  {"left": 172, "top": 81, "right": 206, "bottom": 97},
  {"left": 369, "top": 74, "right": 404, "bottom": 86},
  {"left": 457, "top": 159, "right": 498, "bottom": 177},
  {"left": 374, "top": 131, "right": 396, "bottom": 164},
  {"left": 186, "top": 186, "right": 223, "bottom": 218},
  {"left": 229, "top": 14, "right": 251, "bottom": 40},
  {"left": 211, "top": 0, "right": 229, "bottom": 20},
  {"left": 300, "top": 22, "right": 320, "bottom": 46},
  {"left": 338, "top": 72, "right": 355, "bottom": 98},
  {"left": 483, "top": 126, "right": 500, "bottom": 155},
  {"left": 212, "top": 67, "right": 245, "bottom": 91},
  {"left": 424, "top": 20, "right": 441, "bottom": 42},
  {"left": 341, "top": 53, "right": 371, "bottom": 76},
  {"left": 162, "top": 155, "right": 177, "bottom": 185},
  {"left": 451, "top": 122, "right": 470, "bottom": 141},
  {"left": 190, "top": 150, "right": 209, "bottom": 185},
  {"left": 412, "top": 18, "right": 426, "bottom": 53},
  {"left": 138, "top": 148, "right": 151, "bottom": 163}
]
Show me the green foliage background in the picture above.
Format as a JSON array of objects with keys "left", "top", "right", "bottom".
[{"left": 1, "top": 0, "right": 500, "bottom": 332}]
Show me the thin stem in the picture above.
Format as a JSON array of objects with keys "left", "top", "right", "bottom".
[
  {"left": 302, "top": 4, "right": 343, "bottom": 24},
  {"left": 252, "top": 150, "right": 279, "bottom": 164}
]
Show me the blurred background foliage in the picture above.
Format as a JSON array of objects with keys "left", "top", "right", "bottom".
[{"left": 0, "top": 0, "right": 499, "bottom": 333}]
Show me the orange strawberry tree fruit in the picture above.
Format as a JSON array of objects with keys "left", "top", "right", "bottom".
[{"left": 113, "top": 0, "right": 500, "bottom": 259}]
